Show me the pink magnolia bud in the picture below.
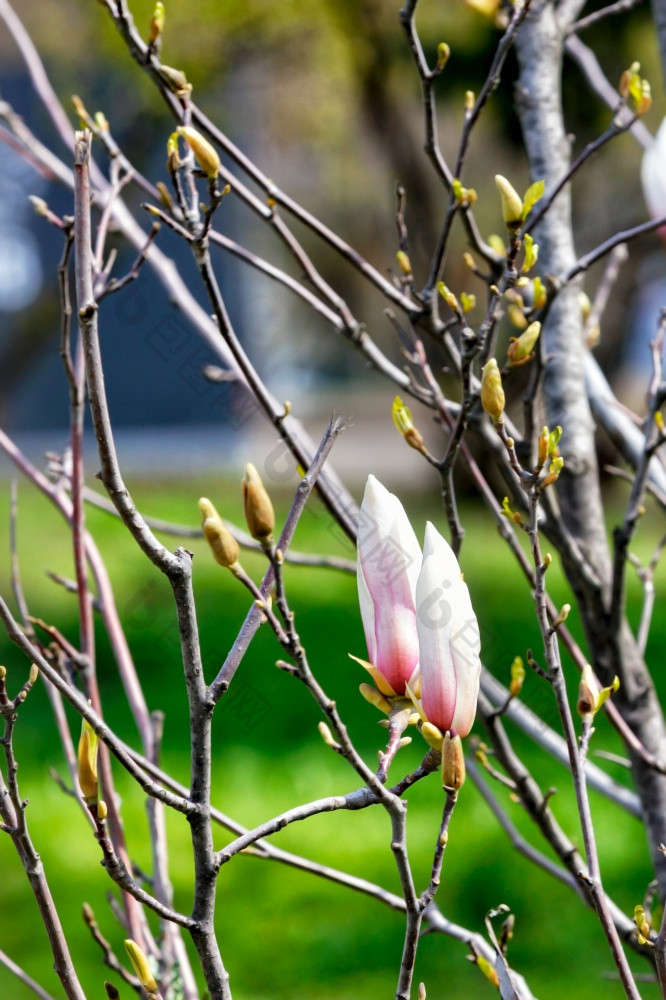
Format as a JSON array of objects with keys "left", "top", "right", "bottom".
[
  {"left": 415, "top": 523, "right": 481, "bottom": 736},
  {"left": 357, "top": 476, "right": 421, "bottom": 695}
]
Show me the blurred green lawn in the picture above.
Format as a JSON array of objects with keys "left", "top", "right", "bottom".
[{"left": 0, "top": 474, "right": 663, "bottom": 999}]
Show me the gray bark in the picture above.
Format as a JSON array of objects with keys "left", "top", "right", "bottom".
[{"left": 516, "top": 1, "right": 666, "bottom": 895}]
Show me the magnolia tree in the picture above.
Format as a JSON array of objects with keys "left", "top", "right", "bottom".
[{"left": 2, "top": 0, "right": 666, "bottom": 997}]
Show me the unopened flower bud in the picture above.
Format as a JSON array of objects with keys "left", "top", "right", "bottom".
[
  {"left": 157, "top": 64, "right": 191, "bottom": 97},
  {"left": 177, "top": 126, "right": 220, "bottom": 179},
  {"left": 199, "top": 497, "right": 241, "bottom": 570},
  {"left": 97, "top": 799, "right": 108, "bottom": 822},
  {"left": 476, "top": 955, "right": 500, "bottom": 986},
  {"left": 436, "top": 43, "right": 450, "bottom": 71},
  {"left": 149, "top": 2, "right": 165, "bottom": 44},
  {"left": 577, "top": 663, "right": 620, "bottom": 718},
  {"left": 318, "top": 721, "right": 339, "bottom": 749},
  {"left": 537, "top": 426, "right": 550, "bottom": 467},
  {"left": 509, "top": 656, "right": 525, "bottom": 697},
  {"left": 396, "top": 250, "right": 412, "bottom": 275},
  {"left": 29, "top": 196, "right": 49, "bottom": 218},
  {"left": 77, "top": 717, "right": 99, "bottom": 805},
  {"left": 634, "top": 904, "right": 653, "bottom": 946},
  {"left": 442, "top": 732, "right": 465, "bottom": 791},
  {"left": 392, "top": 396, "right": 426, "bottom": 453},
  {"left": 480, "top": 358, "right": 505, "bottom": 424},
  {"left": 508, "top": 321, "right": 541, "bottom": 368},
  {"left": 29, "top": 664, "right": 39, "bottom": 684},
  {"left": 124, "top": 939, "right": 158, "bottom": 993},
  {"left": 242, "top": 463, "right": 275, "bottom": 545},
  {"left": 105, "top": 983, "right": 121, "bottom": 1000},
  {"left": 495, "top": 174, "right": 523, "bottom": 229}
]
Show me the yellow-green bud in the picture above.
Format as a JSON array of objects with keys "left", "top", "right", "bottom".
[
  {"left": 124, "top": 939, "right": 158, "bottom": 993},
  {"left": 77, "top": 717, "right": 99, "bottom": 805},
  {"left": 199, "top": 497, "right": 241, "bottom": 570},
  {"left": 495, "top": 174, "right": 523, "bottom": 229},
  {"left": 318, "top": 721, "right": 339, "bottom": 749},
  {"left": 509, "top": 656, "right": 525, "bottom": 697},
  {"left": 507, "top": 321, "right": 540, "bottom": 368},
  {"left": 396, "top": 250, "right": 412, "bottom": 275},
  {"left": 177, "top": 126, "right": 220, "bottom": 179},
  {"left": 29, "top": 196, "right": 49, "bottom": 218},
  {"left": 577, "top": 664, "right": 620, "bottom": 718},
  {"left": 442, "top": 732, "right": 465, "bottom": 791},
  {"left": 29, "top": 664, "right": 39, "bottom": 684},
  {"left": 242, "top": 463, "right": 275, "bottom": 544},
  {"left": 634, "top": 904, "right": 653, "bottom": 946},
  {"left": 149, "top": 2, "right": 165, "bottom": 44},
  {"left": 392, "top": 396, "right": 426, "bottom": 453},
  {"left": 476, "top": 955, "right": 500, "bottom": 986},
  {"left": 157, "top": 65, "right": 191, "bottom": 97},
  {"left": 436, "top": 43, "right": 450, "bottom": 71},
  {"left": 480, "top": 358, "right": 505, "bottom": 425},
  {"left": 97, "top": 799, "right": 108, "bottom": 822}
]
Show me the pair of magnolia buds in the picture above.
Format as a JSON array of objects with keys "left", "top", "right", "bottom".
[{"left": 199, "top": 463, "right": 275, "bottom": 572}]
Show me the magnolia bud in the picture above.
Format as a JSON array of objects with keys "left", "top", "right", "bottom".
[
  {"left": 495, "top": 174, "right": 523, "bottom": 229},
  {"left": 199, "top": 497, "right": 241, "bottom": 570},
  {"left": 77, "top": 717, "right": 99, "bottom": 805},
  {"left": 507, "top": 321, "right": 540, "bottom": 367},
  {"left": 436, "top": 43, "right": 450, "bottom": 71},
  {"left": 509, "top": 656, "right": 525, "bottom": 697},
  {"left": 480, "top": 358, "right": 505, "bottom": 424},
  {"left": 577, "top": 664, "right": 619, "bottom": 718},
  {"left": 124, "top": 939, "right": 158, "bottom": 993},
  {"left": 149, "top": 2, "right": 165, "bottom": 44},
  {"left": 442, "top": 732, "right": 465, "bottom": 791},
  {"left": 242, "top": 464, "right": 275, "bottom": 545},
  {"left": 396, "top": 250, "right": 412, "bottom": 275},
  {"left": 177, "top": 126, "right": 220, "bottom": 179},
  {"left": 392, "top": 396, "right": 426, "bottom": 453}
]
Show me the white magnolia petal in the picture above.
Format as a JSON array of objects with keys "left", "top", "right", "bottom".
[
  {"left": 417, "top": 524, "right": 480, "bottom": 735},
  {"left": 356, "top": 475, "right": 421, "bottom": 693},
  {"left": 356, "top": 562, "right": 377, "bottom": 666},
  {"left": 642, "top": 119, "right": 666, "bottom": 219},
  {"left": 416, "top": 532, "right": 457, "bottom": 732}
]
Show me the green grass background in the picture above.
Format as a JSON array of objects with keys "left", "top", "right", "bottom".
[{"left": 0, "top": 476, "right": 663, "bottom": 999}]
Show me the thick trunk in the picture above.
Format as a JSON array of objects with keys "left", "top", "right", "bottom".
[{"left": 515, "top": 2, "right": 666, "bottom": 894}]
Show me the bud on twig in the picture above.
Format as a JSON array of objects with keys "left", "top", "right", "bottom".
[
  {"left": 149, "top": 2, "right": 165, "bottom": 45},
  {"left": 77, "top": 716, "right": 99, "bottom": 806},
  {"left": 124, "top": 939, "right": 158, "bottom": 993},
  {"left": 242, "top": 463, "right": 275, "bottom": 547},
  {"left": 577, "top": 664, "right": 620, "bottom": 718},
  {"left": 177, "top": 126, "right": 220, "bottom": 179},
  {"left": 507, "top": 321, "right": 540, "bottom": 368},
  {"left": 392, "top": 396, "right": 426, "bottom": 453},
  {"left": 509, "top": 656, "right": 525, "bottom": 697},
  {"left": 480, "top": 358, "right": 505, "bottom": 424},
  {"left": 442, "top": 732, "right": 465, "bottom": 791},
  {"left": 495, "top": 174, "right": 523, "bottom": 229},
  {"left": 199, "top": 498, "right": 241, "bottom": 571},
  {"left": 436, "top": 42, "right": 450, "bottom": 71}
]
